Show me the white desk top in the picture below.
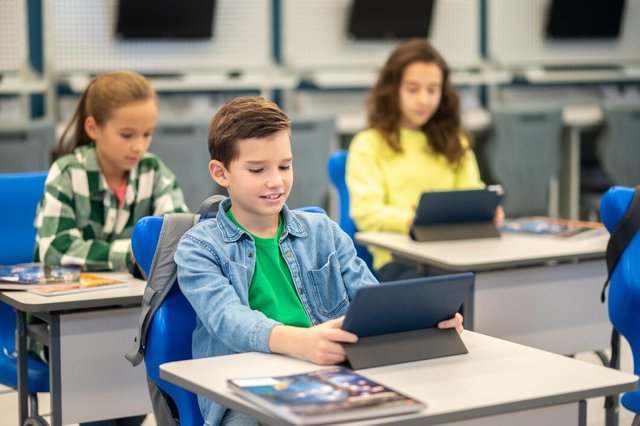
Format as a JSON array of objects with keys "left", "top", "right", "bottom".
[
  {"left": 0, "top": 272, "right": 145, "bottom": 313},
  {"left": 160, "top": 332, "right": 638, "bottom": 425},
  {"left": 356, "top": 231, "right": 608, "bottom": 271}
]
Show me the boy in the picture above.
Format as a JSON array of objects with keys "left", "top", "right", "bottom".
[{"left": 174, "top": 97, "right": 463, "bottom": 425}]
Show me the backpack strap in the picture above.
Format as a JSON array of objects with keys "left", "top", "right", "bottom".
[
  {"left": 126, "top": 213, "right": 201, "bottom": 366},
  {"left": 601, "top": 185, "right": 640, "bottom": 303}
]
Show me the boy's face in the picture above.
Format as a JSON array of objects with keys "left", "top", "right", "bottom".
[{"left": 209, "top": 129, "right": 293, "bottom": 228}]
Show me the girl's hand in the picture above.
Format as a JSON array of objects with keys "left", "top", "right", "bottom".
[
  {"left": 493, "top": 205, "right": 505, "bottom": 227},
  {"left": 437, "top": 312, "right": 464, "bottom": 334}
]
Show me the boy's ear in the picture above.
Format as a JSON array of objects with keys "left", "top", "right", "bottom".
[
  {"left": 209, "top": 160, "right": 229, "bottom": 187},
  {"left": 84, "top": 116, "right": 99, "bottom": 140}
]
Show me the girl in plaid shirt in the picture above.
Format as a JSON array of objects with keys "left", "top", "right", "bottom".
[{"left": 34, "top": 70, "right": 188, "bottom": 272}]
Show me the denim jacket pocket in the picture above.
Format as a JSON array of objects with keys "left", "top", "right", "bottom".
[{"left": 307, "top": 251, "right": 349, "bottom": 317}]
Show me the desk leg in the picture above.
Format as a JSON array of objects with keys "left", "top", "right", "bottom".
[
  {"left": 605, "top": 332, "right": 620, "bottom": 426},
  {"left": 16, "top": 311, "right": 29, "bottom": 425},
  {"left": 48, "top": 315, "right": 62, "bottom": 426}
]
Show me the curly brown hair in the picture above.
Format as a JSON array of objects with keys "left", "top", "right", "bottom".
[{"left": 367, "top": 38, "right": 468, "bottom": 164}]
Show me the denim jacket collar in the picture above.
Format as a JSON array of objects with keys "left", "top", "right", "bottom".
[{"left": 215, "top": 197, "right": 309, "bottom": 242}]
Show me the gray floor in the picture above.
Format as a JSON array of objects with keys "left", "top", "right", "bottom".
[{"left": 0, "top": 340, "right": 636, "bottom": 426}]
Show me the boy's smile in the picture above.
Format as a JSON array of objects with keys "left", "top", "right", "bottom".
[{"left": 209, "top": 129, "right": 293, "bottom": 236}]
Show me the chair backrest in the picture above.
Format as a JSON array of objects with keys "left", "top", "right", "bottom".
[
  {"left": 598, "top": 102, "right": 640, "bottom": 187},
  {"left": 0, "top": 171, "right": 49, "bottom": 393},
  {"left": 0, "top": 171, "right": 48, "bottom": 263},
  {"left": 132, "top": 215, "right": 204, "bottom": 426},
  {"left": 327, "top": 150, "right": 374, "bottom": 272},
  {"left": 484, "top": 107, "right": 562, "bottom": 217},
  {"left": 600, "top": 186, "right": 640, "bottom": 414}
]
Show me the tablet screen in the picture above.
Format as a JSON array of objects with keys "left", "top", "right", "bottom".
[
  {"left": 413, "top": 188, "right": 502, "bottom": 226},
  {"left": 342, "top": 272, "right": 474, "bottom": 337}
]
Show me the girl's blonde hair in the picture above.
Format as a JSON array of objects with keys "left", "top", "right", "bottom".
[{"left": 55, "top": 70, "right": 157, "bottom": 157}]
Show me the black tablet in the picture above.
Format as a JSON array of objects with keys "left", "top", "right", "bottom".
[
  {"left": 410, "top": 187, "right": 503, "bottom": 241},
  {"left": 342, "top": 272, "right": 474, "bottom": 338}
]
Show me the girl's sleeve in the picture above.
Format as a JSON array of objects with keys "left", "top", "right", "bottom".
[
  {"left": 151, "top": 158, "right": 189, "bottom": 215},
  {"left": 346, "top": 132, "right": 414, "bottom": 234},
  {"left": 34, "top": 171, "right": 130, "bottom": 271}
]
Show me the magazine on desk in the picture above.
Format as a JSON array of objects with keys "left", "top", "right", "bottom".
[
  {"left": 0, "top": 264, "right": 126, "bottom": 294},
  {"left": 27, "top": 274, "right": 126, "bottom": 296},
  {"left": 500, "top": 216, "right": 607, "bottom": 239},
  {"left": 228, "top": 367, "right": 425, "bottom": 425}
]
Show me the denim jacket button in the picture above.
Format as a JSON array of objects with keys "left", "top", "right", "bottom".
[
  {"left": 247, "top": 252, "right": 253, "bottom": 258},
  {"left": 285, "top": 251, "right": 293, "bottom": 258}
]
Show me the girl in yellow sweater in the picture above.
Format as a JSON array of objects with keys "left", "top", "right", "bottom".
[{"left": 346, "top": 38, "right": 503, "bottom": 281}]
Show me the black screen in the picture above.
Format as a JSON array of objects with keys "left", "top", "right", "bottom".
[
  {"left": 116, "top": 0, "right": 216, "bottom": 40},
  {"left": 347, "top": 0, "right": 436, "bottom": 40},
  {"left": 546, "top": 0, "right": 626, "bottom": 40}
]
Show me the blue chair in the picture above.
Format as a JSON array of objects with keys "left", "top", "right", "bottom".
[
  {"left": 131, "top": 216, "right": 204, "bottom": 426},
  {"left": 0, "top": 171, "right": 49, "bottom": 424},
  {"left": 327, "top": 150, "right": 375, "bottom": 273},
  {"left": 131, "top": 204, "right": 327, "bottom": 425},
  {"left": 600, "top": 186, "right": 640, "bottom": 423}
]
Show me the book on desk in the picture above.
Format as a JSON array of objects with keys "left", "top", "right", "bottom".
[
  {"left": 500, "top": 216, "right": 607, "bottom": 239},
  {"left": 0, "top": 263, "right": 125, "bottom": 294},
  {"left": 228, "top": 367, "right": 425, "bottom": 425}
]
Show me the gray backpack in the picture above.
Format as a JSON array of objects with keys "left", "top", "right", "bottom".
[{"left": 125, "top": 195, "right": 225, "bottom": 425}]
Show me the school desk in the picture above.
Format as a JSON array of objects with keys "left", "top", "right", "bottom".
[
  {"left": 356, "top": 231, "right": 610, "bottom": 356},
  {"left": 158, "top": 331, "right": 638, "bottom": 426},
  {"left": 0, "top": 272, "right": 151, "bottom": 425}
]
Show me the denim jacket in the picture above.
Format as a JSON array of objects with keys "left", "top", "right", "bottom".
[{"left": 174, "top": 198, "right": 378, "bottom": 425}]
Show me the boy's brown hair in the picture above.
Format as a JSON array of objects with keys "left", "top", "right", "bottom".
[{"left": 208, "top": 97, "right": 291, "bottom": 167}]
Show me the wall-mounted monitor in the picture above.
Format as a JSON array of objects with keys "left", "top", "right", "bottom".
[
  {"left": 545, "top": 0, "right": 626, "bottom": 40},
  {"left": 116, "top": 0, "right": 216, "bottom": 40},
  {"left": 347, "top": 0, "right": 436, "bottom": 40}
]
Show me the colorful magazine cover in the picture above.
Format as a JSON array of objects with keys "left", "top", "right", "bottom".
[
  {"left": 500, "top": 216, "right": 607, "bottom": 239},
  {"left": 27, "top": 274, "right": 126, "bottom": 296},
  {"left": 228, "top": 367, "right": 424, "bottom": 425},
  {"left": 0, "top": 264, "right": 81, "bottom": 290}
]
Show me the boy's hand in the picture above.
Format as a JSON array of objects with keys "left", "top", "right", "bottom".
[
  {"left": 269, "top": 317, "right": 358, "bottom": 365},
  {"left": 437, "top": 313, "right": 464, "bottom": 334}
]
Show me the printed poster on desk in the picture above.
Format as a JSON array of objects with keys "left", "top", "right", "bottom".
[{"left": 228, "top": 367, "right": 424, "bottom": 425}]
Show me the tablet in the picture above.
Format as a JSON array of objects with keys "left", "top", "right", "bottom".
[
  {"left": 413, "top": 187, "right": 502, "bottom": 226},
  {"left": 342, "top": 272, "right": 474, "bottom": 338},
  {"left": 410, "top": 187, "right": 503, "bottom": 241}
]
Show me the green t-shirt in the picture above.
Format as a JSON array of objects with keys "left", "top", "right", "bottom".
[{"left": 227, "top": 210, "right": 311, "bottom": 328}]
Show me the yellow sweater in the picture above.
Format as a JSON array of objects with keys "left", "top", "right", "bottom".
[{"left": 346, "top": 128, "right": 484, "bottom": 270}]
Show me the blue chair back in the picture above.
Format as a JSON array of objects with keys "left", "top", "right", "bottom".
[
  {"left": 0, "top": 171, "right": 49, "bottom": 393},
  {"left": 327, "top": 150, "right": 374, "bottom": 272},
  {"left": 600, "top": 186, "right": 640, "bottom": 415},
  {"left": 131, "top": 216, "right": 203, "bottom": 426}
]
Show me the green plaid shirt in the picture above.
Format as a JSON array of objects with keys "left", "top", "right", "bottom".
[{"left": 34, "top": 142, "right": 188, "bottom": 271}]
